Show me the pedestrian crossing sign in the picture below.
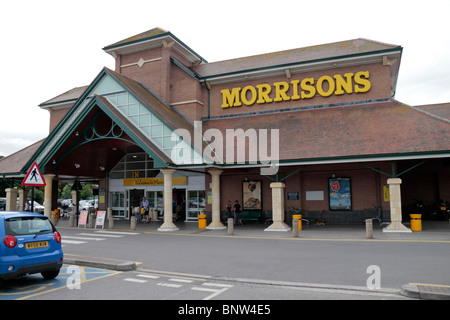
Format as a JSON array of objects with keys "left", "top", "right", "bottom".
[{"left": 22, "top": 162, "right": 46, "bottom": 187}]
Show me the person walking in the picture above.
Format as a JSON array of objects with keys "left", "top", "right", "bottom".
[
  {"left": 233, "top": 200, "right": 242, "bottom": 226},
  {"left": 140, "top": 196, "right": 150, "bottom": 223}
]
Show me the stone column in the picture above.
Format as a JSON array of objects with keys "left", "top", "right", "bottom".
[
  {"left": 383, "top": 178, "right": 411, "bottom": 232},
  {"left": 265, "top": 182, "right": 290, "bottom": 231},
  {"left": 207, "top": 168, "right": 226, "bottom": 230},
  {"left": 43, "top": 174, "right": 55, "bottom": 218},
  {"left": 18, "top": 189, "right": 28, "bottom": 211},
  {"left": 158, "top": 169, "right": 179, "bottom": 232},
  {"left": 5, "top": 188, "right": 18, "bottom": 211}
]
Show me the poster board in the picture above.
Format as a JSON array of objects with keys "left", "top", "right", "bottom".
[
  {"left": 78, "top": 210, "right": 88, "bottom": 227},
  {"left": 329, "top": 178, "right": 352, "bottom": 210},
  {"left": 95, "top": 211, "right": 106, "bottom": 229},
  {"left": 242, "top": 180, "right": 262, "bottom": 210}
]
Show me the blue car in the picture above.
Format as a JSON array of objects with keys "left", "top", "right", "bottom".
[{"left": 0, "top": 212, "right": 63, "bottom": 283}]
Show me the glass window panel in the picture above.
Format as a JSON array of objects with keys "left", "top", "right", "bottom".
[
  {"left": 111, "top": 162, "right": 124, "bottom": 171},
  {"left": 126, "top": 162, "right": 145, "bottom": 170},
  {"left": 141, "top": 126, "right": 150, "bottom": 136},
  {"left": 125, "top": 170, "right": 145, "bottom": 178},
  {"left": 139, "top": 104, "right": 149, "bottom": 114},
  {"left": 151, "top": 125, "right": 162, "bottom": 137},
  {"left": 146, "top": 169, "right": 159, "bottom": 178},
  {"left": 128, "top": 103, "right": 139, "bottom": 116},
  {"left": 94, "top": 76, "right": 123, "bottom": 95},
  {"left": 126, "top": 153, "right": 145, "bottom": 162},
  {"left": 151, "top": 115, "right": 162, "bottom": 126},
  {"left": 117, "top": 93, "right": 128, "bottom": 106},
  {"left": 107, "top": 95, "right": 117, "bottom": 105},
  {"left": 152, "top": 137, "right": 163, "bottom": 147},
  {"left": 128, "top": 95, "right": 139, "bottom": 105},
  {"left": 109, "top": 171, "right": 124, "bottom": 179},
  {"left": 129, "top": 115, "right": 139, "bottom": 125},
  {"left": 163, "top": 125, "right": 173, "bottom": 136},
  {"left": 110, "top": 192, "right": 125, "bottom": 207},
  {"left": 163, "top": 136, "right": 175, "bottom": 149},
  {"left": 156, "top": 191, "right": 163, "bottom": 208},
  {"left": 198, "top": 191, "right": 205, "bottom": 208},
  {"left": 118, "top": 106, "right": 127, "bottom": 114},
  {"left": 139, "top": 114, "right": 150, "bottom": 126}
]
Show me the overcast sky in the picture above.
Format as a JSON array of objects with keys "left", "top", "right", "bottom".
[{"left": 1, "top": 0, "right": 449, "bottom": 157}]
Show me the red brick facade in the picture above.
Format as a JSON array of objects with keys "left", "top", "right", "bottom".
[{"left": 6, "top": 28, "right": 447, "bottom": 225}]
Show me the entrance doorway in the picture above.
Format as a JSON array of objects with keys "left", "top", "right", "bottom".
[
  {"left": 173, "top": 189, "right": 186, "bottom": 221},
  {"left": 127, "top": 188, "right": 144, "bottom": 219}
]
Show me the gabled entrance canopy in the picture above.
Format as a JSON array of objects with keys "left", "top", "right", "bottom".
[{"left": 26, "top": 68, "right": 205, "bottom": 179}]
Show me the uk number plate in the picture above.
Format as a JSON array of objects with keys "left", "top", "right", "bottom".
[{"left": 26, "top": 241, "right": 48, "bottom": 249}]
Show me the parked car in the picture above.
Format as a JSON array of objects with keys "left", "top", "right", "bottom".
[
  {"left": 68, "top": 199, "right": 97, "bottom": 212},
  {"left": 60, "top": 199, "right": 72, "bottom": 208},
  {"left": 0, "top": 212, "right": 63, "bottom": 284},
  {"left": 30, "top": 201, "right": 45, "bottom": 214}
]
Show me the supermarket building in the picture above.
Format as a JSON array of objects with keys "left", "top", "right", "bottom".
[{"left": 0, "top": 28, "right": 449, "bottom": 232}]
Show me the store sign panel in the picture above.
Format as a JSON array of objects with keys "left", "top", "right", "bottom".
[
  {"left": 221, "top": 71, "right": 371, "bottom": 109},
  {"left": 123, "top": 177, "right": 187, "bottom": 186}
]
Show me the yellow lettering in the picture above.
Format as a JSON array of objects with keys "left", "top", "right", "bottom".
[
  {"left": 290, "top": 80, "right": 300, "bottom": 100},
  {"left": 273, "top": 81, "right": 291, "bottom": 102},
  {"left": 317, "top": 75, "right": 335, "bottom": 97},
  {"left": 354, "top": 71, "right": 371, "bottom": 93},
  {"left": 334, "top": 73, "right": 354, "bottom": 95},
  {"left": 220, "top": 70, "right": 371, "bottom": 109},
  {"left": 221, "top": 88, "right": 242, "bottom": 108},
  {"left": 300, "top": 78, "right": 316, "bottom": 99},
  {"left": 241, "top": 86, "right": 257, "bottom": 106},
  {"left": 256, "top": 84, "right": 273, "bottom": 104}
]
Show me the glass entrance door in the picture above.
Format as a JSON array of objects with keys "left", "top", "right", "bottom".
[
  {"left": 127, "top": 189, "right": 144, "bottom": 219},
  {"left": 110, "top": 191, "right": 125, "bottom": 219}
]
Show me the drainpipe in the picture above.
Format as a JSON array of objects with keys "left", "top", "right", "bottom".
[{"left": 203, "top": 80, "right": 211, "bottom": 119}]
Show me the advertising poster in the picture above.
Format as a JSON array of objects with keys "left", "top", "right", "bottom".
[
  {"left": 78, "top": 210, "right": 88, "bottom": 227},
  {"left": 329, "top": 178, "right": 352, "bottom": 210},
  {"left": 95, "top": 211, "right": 106, "bottom": 229},
  {"left": 243, "top": 180, "right": 262, "bottom": 210}
]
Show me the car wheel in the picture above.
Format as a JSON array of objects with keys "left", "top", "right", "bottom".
[{"left": 41, "top": 270, "right": 60, "bottom": 280}]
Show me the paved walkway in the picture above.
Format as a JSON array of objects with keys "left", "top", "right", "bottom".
[{"left": 56, "top": 216, "right": 450, "bottom": 300}]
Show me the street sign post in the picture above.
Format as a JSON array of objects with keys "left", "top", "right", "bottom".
[
  {"left": 22, "top": 162, "right": 46, "bottom": 213},
  {"left": 22, "top": 162, "right": 46, "bottom": 187}
]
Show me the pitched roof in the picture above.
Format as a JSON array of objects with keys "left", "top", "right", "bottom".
[
  {"left": 0, "top": 139, "right": 45, "bottom": 176},
  {"left": 203, "top": 100, "right": 450, "bottom": 165},
  {"left": 39, "top": 86, "right": 88, "bottom": 107},
  {"left": 193, "top": 38, "right": 401, "bottom": 78},
  {"left": 103, "top": 28, "right": 207, "bottom": 65},
  {"left": 103, "top": 27, "right": 169, "bottom": 50}
]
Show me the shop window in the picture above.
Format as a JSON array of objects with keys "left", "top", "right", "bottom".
[
  {"left": 110, "top": 152, "right": 159, "bottom": 178},
  {"left": 187, "top": 190, "right": 205, "bottom": 220},
  {"left": 110, "top": 191, "right": 125, "bottom": 218},
  {"left": 147, "top": 191, "right": 163, "bottom": 209}
]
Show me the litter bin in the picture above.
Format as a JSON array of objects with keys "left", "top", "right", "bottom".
[
  {"left": 292, "top": 214, "right": 302, "bottom": 231},
  {"left": 410, "top": 214, "right": 422, "bottom": 231},
  {"left": 198, "top": 213, "right": 207, "bottom": 229}
]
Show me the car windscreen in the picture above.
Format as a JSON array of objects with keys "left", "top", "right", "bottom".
[{"left": 4, "top": 217, "right": 55, "bottom": 236}]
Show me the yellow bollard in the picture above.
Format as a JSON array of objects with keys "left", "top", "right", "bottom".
[
  {"left": 292, "top": 214, "right": 302, "bottom": 231},
  {"left": 410, "top": 214, "right": 422, "bottom": 231},
  {"left": 198, "top": 214, "right": 207, "bottom": 229}
]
